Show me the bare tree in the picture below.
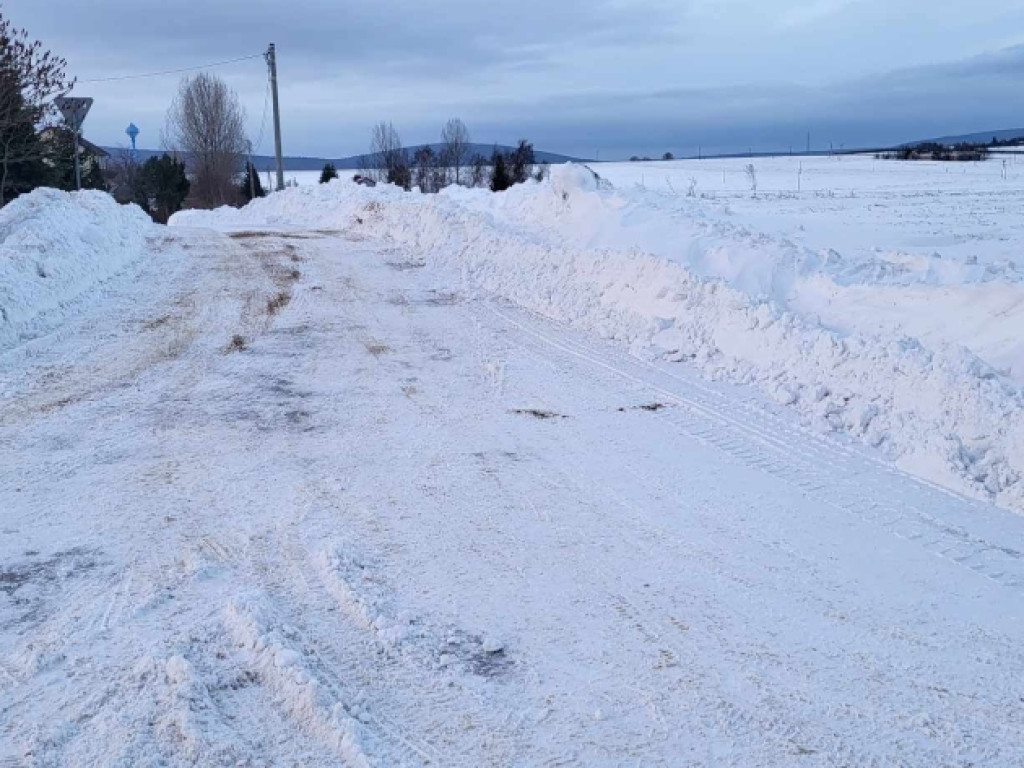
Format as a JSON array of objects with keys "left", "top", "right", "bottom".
[
  {"left": 0, "top": 13, "right": 73, "bottom": 204},
  {"left": 368, "top": 121, "right": 410, "bottom": 190},
  {"left": 440, "top": 117, "right": 470, "bottom": 186},
  {"left": 164, "top": 73, "right": 247, "bottom": 208},
  {"left": 108, "top": 149, "right": 148, "bottom": 211}
]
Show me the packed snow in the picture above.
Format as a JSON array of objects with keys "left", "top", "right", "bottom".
[
  {"left": 4, "top": 169, "right": 1024, "bottom": 765},
  {"left": 0, "top": 188, "right": 154, "bottom": 349},
  {"left": 176, "top": 157, "right": 1024, "bottom": 512}
]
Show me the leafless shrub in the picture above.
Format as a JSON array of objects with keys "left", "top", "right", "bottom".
[
  {"left": 164, "top": 73, "right": 247, "bottom": 208},
  {"left": 470, "top": 153, "right": 487, "bottom": 188},
  {"left": 744, "top": 163, "right": 758, "bottom": 196}
]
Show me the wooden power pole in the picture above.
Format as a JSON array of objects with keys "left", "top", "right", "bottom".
[{"left": 266, "top": 43, "right": 285, "bottom": 191}]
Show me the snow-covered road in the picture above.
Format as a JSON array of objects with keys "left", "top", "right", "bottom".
[{"left": 2, "top": 225, "right": 1024, "bottom": 766}]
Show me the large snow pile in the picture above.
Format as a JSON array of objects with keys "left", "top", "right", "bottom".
[
  {"left": 172, "top": 165, "right": 1024, "bottom": 511},
  {"left": 0, "top": 188, "right": 153, "bottom": 347}
]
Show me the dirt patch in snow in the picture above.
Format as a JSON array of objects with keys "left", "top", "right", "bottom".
[
  {"left": 509, "top": 408, "right": 568, "bottom": 420},
  {"left": 228, "top": 230, "right": 319, "bottom": 241},
  {"left": 385, "top": 259, "right": 426, "bottom": 271},
  {"left": 363, "top": 340, "right": 390, "bottom": 357},
  {"left": 265, "top": 291, "right": 291, "bottom": 316}
]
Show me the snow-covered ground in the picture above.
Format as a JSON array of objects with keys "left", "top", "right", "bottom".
[
  {"left": 180, "top": 160, "right": 1024, "bottom": 511},
  {"left": 2, "top": 171, "right": 1024, "bottom": 765},
  {"left": 294, "top": 156, "right": 1024, "bottom": 376}
]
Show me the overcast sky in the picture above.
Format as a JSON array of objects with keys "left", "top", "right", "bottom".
[{"left": 12, "top": 0, "right": 1024, "bottom": 159}]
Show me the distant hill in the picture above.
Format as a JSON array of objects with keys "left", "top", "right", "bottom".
[
  {"left": 901, "top": 128, "right": 1024, "bottom": 148},
  {"left": 101, "top": 143, "right": 590, "bottom": 172}
]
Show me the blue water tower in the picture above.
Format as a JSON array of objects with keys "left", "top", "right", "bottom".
[{"left": 125, "top": 123, "right": 139, "bottom": 160}]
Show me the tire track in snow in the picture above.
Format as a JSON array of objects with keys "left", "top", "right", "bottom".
[{"left": 477, "top": 299, "right": 1024, "bottom": 592}]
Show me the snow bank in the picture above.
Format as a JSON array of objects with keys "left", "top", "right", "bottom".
[
  {"left": 171, "top": 169, "right": 1024, "bottom": 511},
  {"left": 0, "top": 188, "right": 153, "bottom": 347}
]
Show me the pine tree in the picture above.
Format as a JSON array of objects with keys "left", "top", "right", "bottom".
[
  {"left": 490, "top": 149, "right": 511, "bottom": 192},
  {"left": 319, "top": 162, "right": 338, "bottom": 184},
  {"left": 140, "top": 153, "right": 190, "bottom": 223},
  {"left": 0, "top": 13, "right": 73, "bottom": 204},
  {"left": 81, "top": 155, "right": 107, "bottom": 192},
  {"left": 238, "top": 161, "right": 265, "bottom": 203}
]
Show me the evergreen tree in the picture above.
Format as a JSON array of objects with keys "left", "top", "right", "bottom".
[
  {"left": 490, "top": 149, "right": 511, "bottom": 192},
  {"left": 0, "top": 13, "right": 73, "bottom": 204},
  {"left": 81, "top": 156, "right": 107, "bottom": 191},
  {"left": 140, "top": 153, "right": 190, "bottom": 223},
  {"left": 319, "top": 162, "right": 338, "bottom": 184},
  {"left": 238, "top": 161, "right": 265, "bottom": 203}
]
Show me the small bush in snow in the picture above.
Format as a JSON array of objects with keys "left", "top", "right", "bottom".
[
  {"left": 745, "top": 164, "right": 758, "bottom": 196},
  {"left": 319, "top": 163, "right": 338, "bottom": 184}
]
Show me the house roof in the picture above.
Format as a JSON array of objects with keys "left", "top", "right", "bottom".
[
  {"left": 39, "top": 127, "right": 111, "bottom": 158},
  {"left": 79, "top": 138, "right": 109, "bottom": 158}
]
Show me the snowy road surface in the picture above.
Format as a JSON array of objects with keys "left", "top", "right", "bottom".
[{"left": 2, "top": 225, "right": 1024, "bottom": 766}]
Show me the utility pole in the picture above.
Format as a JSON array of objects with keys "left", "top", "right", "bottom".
[
  {"left": 73, "top": 125, "right": 82, "bottom": 190},
  {"left": 266, "top": 43, "right": 285, "bottom": 192},
  {"left": 247, "top": 140, "right": 256, "bottom": 200}
]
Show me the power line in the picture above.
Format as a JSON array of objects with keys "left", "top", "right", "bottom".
[
  {"left": 77, "top": 53, "right": 264, "bottom": 83},
  {"left": 251, "top": 81, "right": 271, "bottom": 155}
]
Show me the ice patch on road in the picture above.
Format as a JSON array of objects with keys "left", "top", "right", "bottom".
[{"left": 0, "top": 188, "right": 153, "bottom": 348}]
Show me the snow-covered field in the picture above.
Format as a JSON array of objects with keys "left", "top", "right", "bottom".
[{"left": 2, "top": 161, "right": 1024, "bottom": 765}]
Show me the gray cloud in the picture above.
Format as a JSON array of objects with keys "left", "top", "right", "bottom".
[{"left": 8, "top": 0, "right": 1024, "bottom": 158}]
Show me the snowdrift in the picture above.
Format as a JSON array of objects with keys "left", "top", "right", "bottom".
[
  {"left": 171, "top": 167, "right": 1024, "bottom": 512},
  {"left": 0, "top": 188, "right": 153, "bottom": 347}
]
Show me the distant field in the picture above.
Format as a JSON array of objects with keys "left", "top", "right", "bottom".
[
  {"left": 293, "top": 154, "right": 1024, "bottom": 271},
  {"left": 597, "top": 155, "right": 1024, "bottom": 269}
]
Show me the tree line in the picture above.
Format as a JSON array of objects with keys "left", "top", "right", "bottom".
[
  {"left": 876, "top": 142, "right": 991, "bottom": 162},
  {"left": 1, "top": 9, "right": 551, "bottom": 226},
  {"left": 350, "top": 119, "right": 548, "bottom": 193}
]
